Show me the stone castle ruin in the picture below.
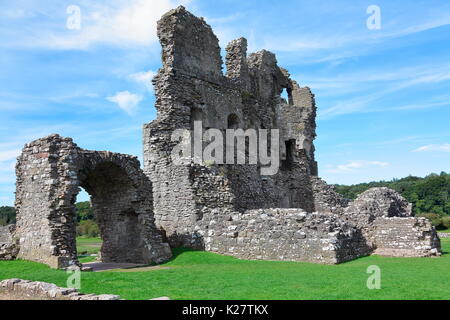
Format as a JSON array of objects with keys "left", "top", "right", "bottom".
[{"left": 0, "top": 7, "right": 441, "bottom": 268}]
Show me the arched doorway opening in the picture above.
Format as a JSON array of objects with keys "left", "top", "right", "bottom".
[
  {"left": 14, "top": 134, "right": 171, "bottom": 269},
  {"left": 74, "top": 188, "right": 102, "bottom": 263},
  {"left": 75, "top": 162, "right": 146, "bottom": 263}
]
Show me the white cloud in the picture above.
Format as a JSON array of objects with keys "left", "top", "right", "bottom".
[
  {"left": 413, "top": 143, "right": 450, "bottom": 153},
  {"left": 128, "top": 70, "right": 156, "bottom": 91},
  {"left": 327, "top": 160, "right": 389, "bottom": 174},
  {"left": 0, "top": 149, "right": 21, "bottom": 162},
  {"left": 317, "top": 63, "right": 450, "bottom": 119},
  {"left": 383, "top": 15, "right": 450, "bottom": 39},
  {"left": 107, "top": 91, "right": 143, "bottom": 114},
  {"left": 27, "top": 0, "right": 191, "bottom": 50}
]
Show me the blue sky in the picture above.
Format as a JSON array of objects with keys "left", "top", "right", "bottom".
[{"left": 1, "top": 0, "right": 450, "bottom": 206}]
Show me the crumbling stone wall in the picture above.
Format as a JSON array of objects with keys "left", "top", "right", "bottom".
[
  {"left": 342, "top": 188, "right": 441, "bottom": 257},
  {"left": 311, "top": 177, "right": 350, "bottom": 214},
  {"left": 345, "top": 188, "right": 413, "bottom": 219},
  {"left": 0, "top": 225, "right": 18, "bottom": 260},
  {"left": 371, "top": 217, "right": 441, "bottom": 257},
  {"left": 14, "top": 134, "right": 171, "bottom": 269}
]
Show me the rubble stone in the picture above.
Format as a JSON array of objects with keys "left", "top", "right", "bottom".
[{"left": 0, "top": 279, "right": 121, "bottom": 300}]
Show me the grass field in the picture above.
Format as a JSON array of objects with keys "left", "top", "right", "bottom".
[
  {"left": 76, "top": 237, "right": 102, "bottom": 263},
  {"left": 76, "top": 237, "right": 102, "bottom": 255},
  {"left": 0, "top": 238, "right": 448, "bottom": 300}
]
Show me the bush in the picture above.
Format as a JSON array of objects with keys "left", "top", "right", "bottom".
[
  {"left": 0, "top": 206, "right": 16, "bottom": 226},
  {"left": 76, "top": 202, "right": 94, "bottom": 222},
  {"left": 76, "top": 220, "right": 100, "bottom": 238},
  {"left": 441, "top": 216, "right": 450, "bottom": 230},
  {"left": 418, "top": 213, "right": 449, "bottom": 230}
]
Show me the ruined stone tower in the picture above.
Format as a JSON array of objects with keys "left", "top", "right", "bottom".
[{"left": 144, "top": 6, "right": 321, "bottom": 248}]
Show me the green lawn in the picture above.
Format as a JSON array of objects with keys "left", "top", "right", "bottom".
[
  {"left": 76, "top": 237, "right": 102, "bottom": 255},
  {"left": 0, "top": 239, "right": 449, "bottom": 300},
  {"left": 439, "top": 229, "right": 450, "bottom": 233},
  {"left": 76, "top": 237, "right": 102, "bottom": 263}
]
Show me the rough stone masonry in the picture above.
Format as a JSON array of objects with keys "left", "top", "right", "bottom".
[{"left": 0, "top": 6, "right": 441, "bottom": 268}]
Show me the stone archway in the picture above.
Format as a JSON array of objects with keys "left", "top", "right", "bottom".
[{"left": 14, "top": 134, "right": 171, "bottom": 269}]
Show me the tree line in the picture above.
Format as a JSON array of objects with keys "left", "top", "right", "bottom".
[
  {"left": 0, "top": 202, "right": 99, "bottom": 237},
  {"left": 0, "top": 206, "right": 16, "bottom": 226}
]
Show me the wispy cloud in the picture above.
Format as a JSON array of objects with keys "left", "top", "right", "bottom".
[
  {"left": 107, "top": 91, "right": 143, "bottom": 115},
  {"left": 413, "top": 144, "right": 450, "bottom": 153},
  {"left": 326, "top": 160, "right": 389, "bottom": 174},
  {"left": 0, "top": 149, "right": 21, "bottom": 162},
  {"left": 317, "top": 63, "right": 450, "bottom": 119},
  {"left": 3, "top": 0, "right": 191, "bottom": 50},
  {"left": 128, "top": 70, "right": 156, "bottom": 91},
  {"left": 239, "top": 5, "right": 450, "bottom": 61}
]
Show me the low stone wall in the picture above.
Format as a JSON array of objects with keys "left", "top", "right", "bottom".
[
  {"left": 206, "top": 209, "right": 371, "bottom": 264},
  {"left": 438, "top": 232, "right": 450, "bottom": 238},
  {"left": 372, "top": 217, "right": 441, "bottom": 257},
  {"left": 0, "top": 279, "right": 120, "bottom": 300}
]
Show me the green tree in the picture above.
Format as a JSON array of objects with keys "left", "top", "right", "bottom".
[
  {"left": 76, "top": 201, "right": 94, "bottom": 222},
  {"left": 0, "top": 206, "right": 16, "bottom": 226},
  {"left": 76, "top": 219, "right": 100, "bottom": 237}
]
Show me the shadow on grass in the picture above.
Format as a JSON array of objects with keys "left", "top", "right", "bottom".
[
  {"left": 166, "top": 247, "right": 198, "bottom": 263},
  {"left": 440, "top": 238, "right": 450, "bottom": 256}
]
